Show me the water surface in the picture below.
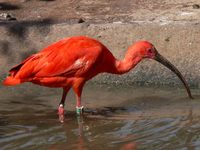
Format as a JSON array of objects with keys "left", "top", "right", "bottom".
[{"left": 0, "top": 84, "right": 200, "bottom": 150}]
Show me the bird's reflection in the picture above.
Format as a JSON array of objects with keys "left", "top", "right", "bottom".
[
  {"left": 49, "top": 114, "right": 88, "bottom": 150},
  {"left": 49, "top": 109, "right": 138, "bottom": 150}
]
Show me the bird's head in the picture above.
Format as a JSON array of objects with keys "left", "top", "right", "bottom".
[
  {"left": 128, "top": 41, "right": 157, "bottom": 59},
  {"left": 128, "top": 41, "right": 193, "bottom": 99}
]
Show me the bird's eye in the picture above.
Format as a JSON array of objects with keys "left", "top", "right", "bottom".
[{"left": 147, "top": 48, "right": 153, "bottom": 53}]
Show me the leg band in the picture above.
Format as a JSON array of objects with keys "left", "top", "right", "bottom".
[{"left": 76, "top": 106, "right": 84, "bottom": 115}]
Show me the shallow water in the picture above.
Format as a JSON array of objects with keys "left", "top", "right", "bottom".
[{"left": 0, "top": 84, "right": 200, "bottom": 150}]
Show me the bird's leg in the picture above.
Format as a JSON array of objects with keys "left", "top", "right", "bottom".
[
  {"left": 58, "top": 87, "right": 70, "bottom": 123},
  {"left": 58, "top": 89, "right": 66, "bottom": 123},
  {"left": 76, "top": 95, "right": 84, "bottom": 115},
  {"left": 73, "top": 81, "right": 85, "bottom": 115}
]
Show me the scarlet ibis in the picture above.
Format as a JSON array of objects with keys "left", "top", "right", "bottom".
[{"left": 3, "top": 36, "right": 192, "bottom": 122}]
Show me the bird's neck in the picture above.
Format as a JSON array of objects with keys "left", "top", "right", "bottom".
[{"left": 114, "top": 53, "right": 142, "bottom": 74}]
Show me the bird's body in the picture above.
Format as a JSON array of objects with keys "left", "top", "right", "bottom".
[
  {"left": 3, "top": 36, "right": 192, "bottom": 122},
  {"left": 6, "top": 37, "right": 110, "bottom": 87},
  {"left": 5, "top": 36, "right": 136, "bottom": 87}
]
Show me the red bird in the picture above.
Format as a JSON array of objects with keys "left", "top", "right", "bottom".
[{"left": 3, "top": 36, "right": 192, "bottom": 122}]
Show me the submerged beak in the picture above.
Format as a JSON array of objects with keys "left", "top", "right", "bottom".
[{"left": 154, "top": 52, "right": 193, "bottom": 99}]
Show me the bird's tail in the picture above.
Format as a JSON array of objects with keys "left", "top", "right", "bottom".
[
  {"left": 2, "top": 55, "right": 32, "bottom": 86},
  {"left": 2, "top": 76, "right": 23, "bottom": 86}
]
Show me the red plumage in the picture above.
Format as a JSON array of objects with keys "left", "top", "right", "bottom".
[{"left": 3, "top": 36, "right": 115, "bottom": 87}]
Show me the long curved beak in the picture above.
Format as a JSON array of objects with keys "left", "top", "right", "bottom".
[{"left": 154, "top": 52, "right": 193, "bottom": 99}]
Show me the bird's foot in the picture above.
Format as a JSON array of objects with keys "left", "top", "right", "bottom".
[
  {"left": 58, "top": 104, "right": 65, "bottom": 123},
  {"left": 76, "top": 106, "right": 84, "bottom": 115}
]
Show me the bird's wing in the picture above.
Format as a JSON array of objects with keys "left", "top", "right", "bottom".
[{"left": 14, "top": 39, "right": 102, "bottom": 79}]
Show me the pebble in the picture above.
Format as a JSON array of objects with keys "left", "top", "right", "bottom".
[
  {"left": 0, "top": 13, "right": 17, "bottom": 21},
  {"left": 192, "top": 4, "right": 200, "bottom": 9},
  {"left": 78, "top": 18, "right": 85, "bottom": 23}
]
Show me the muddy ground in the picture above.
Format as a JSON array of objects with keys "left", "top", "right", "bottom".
[
  {"left": 0, "top": 0, "right": 200, "bottom": 87},
  {"left": 1, "top": 0, "right": 200, "bottom": 23}
]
